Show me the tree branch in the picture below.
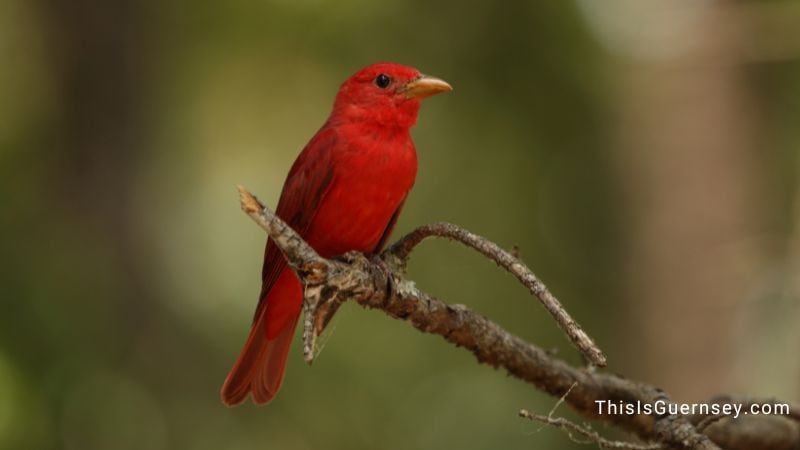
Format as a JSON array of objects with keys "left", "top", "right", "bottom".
[
  {"left": 386, "top": 222, "right": 607, "bottom": 367},
  {"left": 235, "top": 186, "right": 798, "bottom": 450}
]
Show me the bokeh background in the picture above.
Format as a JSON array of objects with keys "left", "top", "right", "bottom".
[{"left": 2, "top": 0, "right": 799, "bottom": 449}]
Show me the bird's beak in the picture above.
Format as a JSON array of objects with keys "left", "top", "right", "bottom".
[{"left": 402, "top": 75, "right": 452, "bottom": 99}]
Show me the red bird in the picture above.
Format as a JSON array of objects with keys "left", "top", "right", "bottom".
[{"left": 221, "top": 63, "right": 451, "bottom": 406}]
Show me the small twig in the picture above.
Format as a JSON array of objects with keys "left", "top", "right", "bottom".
[
  {"left": 547, "top": 381, "right": 579, "bottom": 421},
  {"left": 519, "top": 410, "right": 663, "bottom": 450},
  {"left": 522, "top": 382, "right": 662, "bottom": 450},
  {"left": 386, "top": 222, "right": 606, "bottom": 367}
]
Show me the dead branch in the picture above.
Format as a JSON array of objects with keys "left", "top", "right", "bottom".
[
  {"left": 386, "top": 222, "right": 606, "bottom": 367},
  {"left": 236, "top": 186, "right": 799, "bottom": 450}
]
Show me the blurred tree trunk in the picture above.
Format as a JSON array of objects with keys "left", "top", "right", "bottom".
[
  {"left": 612, "top": 2, "right": 760, "bottom": 401},
  {"left": 40, "top": 0, "right": 156, "bottom": 338}
]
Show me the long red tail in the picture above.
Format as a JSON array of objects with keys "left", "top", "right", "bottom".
[{"left": 221, "top": 269, "right": 302, "bottom": 406}]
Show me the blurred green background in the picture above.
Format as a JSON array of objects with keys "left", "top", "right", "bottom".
[{"left": 2, "top": 0, "right": 799, "bottom": 449}]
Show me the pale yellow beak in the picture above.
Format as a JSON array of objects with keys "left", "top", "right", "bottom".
[{"left": 403, "top": 75, "right": 452, "bottom": 99}]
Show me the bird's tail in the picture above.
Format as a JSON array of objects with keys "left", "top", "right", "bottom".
[{"left": 220, "top": 270, "right": 301, "bottom": 406}]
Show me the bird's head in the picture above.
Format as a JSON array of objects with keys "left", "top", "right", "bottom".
[{"left": 331, "top": 62, "right": 452, "bottom": 129}]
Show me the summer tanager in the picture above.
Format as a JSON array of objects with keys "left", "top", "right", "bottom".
[{"left": 221, "top": 63, "right": 451, "bottom": 406}]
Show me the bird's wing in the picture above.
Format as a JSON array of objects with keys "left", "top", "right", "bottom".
[
  {"left": 373, "top": 196, "right": 407, "bottom": 252},
  {"left": 253, "top": 127, "right": 338, "bottom": 323}
]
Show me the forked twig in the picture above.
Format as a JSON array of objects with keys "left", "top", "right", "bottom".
[{"left": 387, "top": 222, "right": 606, "bottom": 367}]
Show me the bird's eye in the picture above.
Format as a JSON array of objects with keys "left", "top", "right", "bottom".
[{"left": 375, "top": 74, "right": 391, "bottom": 89}]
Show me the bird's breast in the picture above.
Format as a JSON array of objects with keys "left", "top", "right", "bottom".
[{"left": 305, "top": 129, "right": 417, "bottom": 257}]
